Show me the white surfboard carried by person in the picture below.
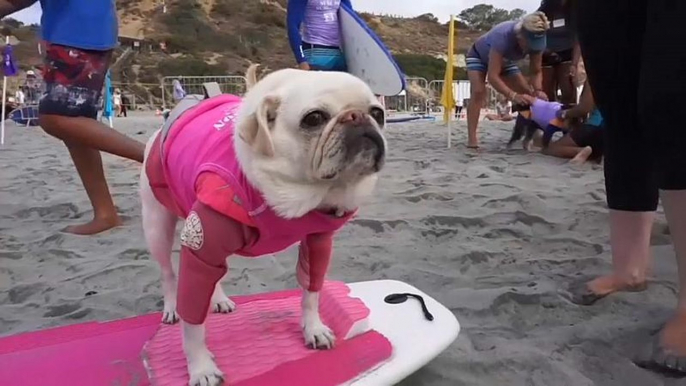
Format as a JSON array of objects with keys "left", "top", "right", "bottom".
[{"left": 286, "top": 0, "right": 405, "bottom": 96}]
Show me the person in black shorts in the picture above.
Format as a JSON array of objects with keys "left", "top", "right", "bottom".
[
  {"left": 572, "top": 0, "right": 686, "bottom": 374},
  {"left": 537, "top": 0, "right": 580, "bottom": 104},
  {"left": 543, "top": 79, "right": 603, "bottom": 164}
]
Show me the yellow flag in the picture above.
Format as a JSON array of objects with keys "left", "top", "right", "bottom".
[{"left": 441, "top": 15, "right": 456, "bottom": 124}]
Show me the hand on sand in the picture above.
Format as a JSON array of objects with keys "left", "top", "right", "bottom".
[
  {"left": 62, "top": 216, "right": 122, "bottom": 235},
  {"left": 298, "top": 62, "right": 311, "bottom": 71}
]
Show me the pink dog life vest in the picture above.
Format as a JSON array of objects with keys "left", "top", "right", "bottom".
[{"left": 153, "top": 94, "right": 355, "bottom": 324}]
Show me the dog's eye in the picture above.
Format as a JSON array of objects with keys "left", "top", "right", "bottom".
[
  {"left": 369, "top": 107, "right": 385, "bottom": 127},
  {"left": 301, "top": 110, "right": 329, "bottom": 128}
]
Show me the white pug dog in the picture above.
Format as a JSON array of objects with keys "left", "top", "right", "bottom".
[{"left": 139, "top": 66, "right": 386, "bottom": 386}]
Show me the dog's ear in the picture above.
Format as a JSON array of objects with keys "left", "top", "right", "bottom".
[
  {"left": 238, "top": 94, "right": 280, "bottom": 157},
  {"left": 245, "top": 63, "right": 260, "bottom": 90}
]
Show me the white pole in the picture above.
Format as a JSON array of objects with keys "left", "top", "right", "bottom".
[
  {"left": 447, "top": 115, "right": 451, "bottom": 148},
  {"left": 1, "top": 36, "right": 9, "bottom": 146}
]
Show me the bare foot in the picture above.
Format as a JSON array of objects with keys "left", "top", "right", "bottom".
[
  {"left": 568, "top": 274, "right": 647, "bottom": 305},
  {"left": 466, "top": 141, "right": 480, "bottom": 149},
  {"left": 570, "top": 146, "right": 593, "bottom": 165},
  {"left": 661, "top": 311, "right": 686, "bottom": 355},
  {"left": 63, "top": 215, "right": 122, "bottom": 235},
  {"left": 636, "top": 310, "right": 686, "bottom": 374}
]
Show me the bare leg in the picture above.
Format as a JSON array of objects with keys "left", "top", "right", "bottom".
[
  {"left": 570, "top": 146, "right": 594, "bottom": 164},
  {"left": 543, "top": 135, "right": 592, "bottom": 162},
  {"left": 63, "top": 141, "right": 122, "bottom": 235},
  {"left": 544, "top": 144, "right": 585, "bottom": 159},
  {"left": 40, "top": 114, "right": 145, "bottom": 162},
  {"left": 658, "top": 190, "right": 686, "bottom": 364},
  {"left": 556, "top": 62, "right": 578, "bottom": 105},
  {"left": 542, "top": 66, "right": 557, "bottom": 102},
  {"left": 570, "top": 210, "right": 652, "bottom": 305},
  {"left": 467, "top": 70, "right": 487, "bottom": 148}
]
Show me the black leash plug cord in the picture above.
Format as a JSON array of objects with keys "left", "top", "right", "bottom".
[{"left": 384, "top": 293, "right": 434, "bottom": 321}]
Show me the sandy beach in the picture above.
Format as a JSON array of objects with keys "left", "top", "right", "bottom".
[{"left": 0, "top": 113, "right": 680, "bottom": 386}]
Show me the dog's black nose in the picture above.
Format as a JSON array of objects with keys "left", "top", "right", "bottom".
[{"left": 343, "top": 124, "right": 385, "bottom": 170}]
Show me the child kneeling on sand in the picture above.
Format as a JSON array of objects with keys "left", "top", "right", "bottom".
[
  {"left": 0, "top": 0, "right": 146, "bottom": 235},
  {"left": 542, "top": 80, "right": 604, "bottom": 164}
]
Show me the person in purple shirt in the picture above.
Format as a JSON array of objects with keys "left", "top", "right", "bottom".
[
  {"left": 0, "top": 0, "right": 145, "bottom": 235},
  {"left": 465, "top": 12, "right": 550, "bottom": 149},
  {"left": 287, "top": 0, "right": 352, "bottom": 71}
]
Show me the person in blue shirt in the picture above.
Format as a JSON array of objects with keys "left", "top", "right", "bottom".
[
  {"left": 287, "top": 0, "right": 352, "bottom": 71},
  {"left": 465, "top": 12, "right": 550, "bottom": 149},
  {"left": 0, "top": 0, "right": 146, "bottom": 235}
]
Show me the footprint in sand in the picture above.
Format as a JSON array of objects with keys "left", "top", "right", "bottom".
[
  {"left": 43, "top": 302, "right": 81, "bottom": 317},
  {"left": 404, "top": 192, "right": 453, "bottom": 203},
  {"left": 423, "top": 215, "right": 485, "bottom": 229},
  {"left": 8, "top": 283, "right": 48, "bottom": 304},
  {"left": 116, "top": 248, "right": 150, "bottom": 261},
  {"left": 351, "top": 219, "right": 407, "bottom": 233},
  {"left": 13, "top": 203, "right": 79, "bottom": 220}
]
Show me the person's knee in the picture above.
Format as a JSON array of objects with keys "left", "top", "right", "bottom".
[{"left": 471, "top": 88, "right": 487, "bottom": 104}]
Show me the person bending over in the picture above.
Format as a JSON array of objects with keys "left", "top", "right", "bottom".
[
  {"left": 465, "top": 12, "right": 551, "bottom": 149},
  {"left": 543, "top": 80, "right": 603, "bottom": 164},
  {"left": 0, "top": 0, "right": 146, "bottom": 235},
  {"left": 287, "top": 0, "right": 352, "bottom": 72}
]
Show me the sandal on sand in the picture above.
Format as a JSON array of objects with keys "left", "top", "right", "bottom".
[
  {"left": 565, "top": 279, "right": 647, "bottom": 306},
  {"left": 635, "top": 337, "right": 686, "bottom": 377}
]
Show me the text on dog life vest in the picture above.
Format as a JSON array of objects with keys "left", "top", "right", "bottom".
[{"left": 214, "top": 107, "right": 238, "bottom": 130}]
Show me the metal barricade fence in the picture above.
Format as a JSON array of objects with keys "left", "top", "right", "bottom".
[
  {"left": 427, "top": 80, "right": 500, "bottom": 113},
  {"left": 111, "top": 82, "right": 160, "bottom": 110},
  {"left": 428, "top": 80, "right": 444, "bottom": 113},
  {"left": 161, "top": 76, "right": 247, "bottom": 108},
  {"left": 383, "top": 77, "right": 429, "bottom": 114}
]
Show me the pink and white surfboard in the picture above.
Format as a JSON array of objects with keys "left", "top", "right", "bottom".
[{"left": 0, "top": 280, "right": 459, "bottom": 386}]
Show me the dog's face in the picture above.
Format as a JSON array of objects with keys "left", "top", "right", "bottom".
[{"left": 236, "top": 69, "right": 386, "bottom": 185}]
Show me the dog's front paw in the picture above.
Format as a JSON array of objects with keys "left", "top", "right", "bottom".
[
  {"left": 211, "top": 296, "right": 236, "bottom": 314},
  {"left": 211, "top": 285, "right": 236, "bottom": 314},
  {"left": 162, "top": 301, "right": 179, "bottom": 324},
  {"left": 187, "top": 350, "right": 224, "bottom": 386},
  {"left": 303, "top": 320, "right": 335, "bottom": 349}
]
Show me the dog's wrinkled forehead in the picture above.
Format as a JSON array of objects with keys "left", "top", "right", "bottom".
[{"left": 282, "top": 71, "right": 379, "bottom": 113}]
